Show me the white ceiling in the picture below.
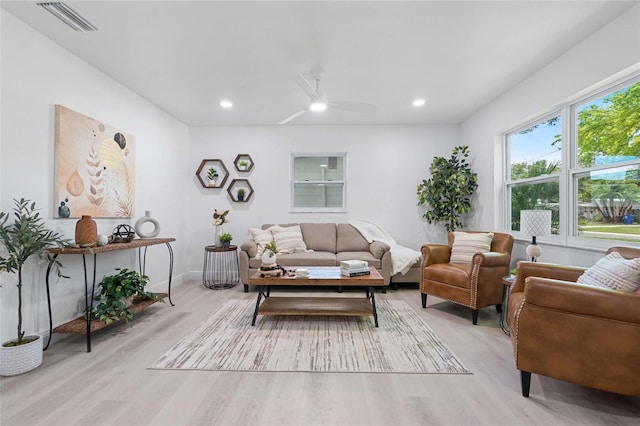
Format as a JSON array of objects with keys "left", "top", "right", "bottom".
[{"left": 2, "top": 1, "right": 638, "bottom": 126}]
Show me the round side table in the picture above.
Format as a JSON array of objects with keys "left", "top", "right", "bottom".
[
  {"left": 203, "top": 245, "right": 239, "bottom": 289},
  {"left": 501, "top": 275, "right": 515, "bottom": 335}
]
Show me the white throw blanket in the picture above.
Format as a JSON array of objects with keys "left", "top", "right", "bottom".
[{"left": 349, "top": 219, "right": 421, "bottom": 275}]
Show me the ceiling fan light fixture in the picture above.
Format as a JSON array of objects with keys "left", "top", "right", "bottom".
[{"left": 309, "top": 100, "right": 328, "bottom": 112}]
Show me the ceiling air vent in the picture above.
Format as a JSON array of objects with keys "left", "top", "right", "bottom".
[{"left": 37, "top": 2, "right": 98, "bottom": 32}]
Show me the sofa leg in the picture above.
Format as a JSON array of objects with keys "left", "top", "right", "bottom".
[
  {"left": 244, "top": 284, "right": 248, "bottom": 293},
  {"left": 495, "top": 303, "right": 502, "bottom": 313},
  {"left": 421, "top": 293, "right": 427, "bottom": 308},
  {"left": 520, "top": 371, "right": 531, "bottom": 397},
  {"left": 391, "top": 281, "right": 398, "bottom": 291},
  {"left": 338, "top": 286, "right": 343, "bottom": 293},
  {"left": 382, "top": 286, "right": 387, "bottom": 294},
  {"left": 472, "top": 309, "right": 479, "bottom": 325}
]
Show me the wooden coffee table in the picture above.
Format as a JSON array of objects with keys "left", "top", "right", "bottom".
[{"left": 249, "top": 266, "right": 384, "bottom": 327}]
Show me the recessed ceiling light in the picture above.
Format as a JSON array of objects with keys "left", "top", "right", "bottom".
[
  {"left": 220, "top": 100, "right": 233, "bottom": 109},
  {"left": 412, "top": 99, "right": 426, "bottom": 107},
  {"left": 309, "top": 100, "right": 328, "bottom": 112}
]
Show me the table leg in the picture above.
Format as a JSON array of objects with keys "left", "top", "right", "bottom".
[
  {"left": 252, "top": 286, "right": 265, "bottom": 326},
  {"left": 368, "top": 286, "right": 379, "bottom": 327},
  {"left": 82, "top": 254, "right": 97, "bottom": 353},
  {"left": 44, "top": 254, "right": 59, "bottom": 351},
  {"left": 165, "top": 242, "right": 175, "bottom": 306}
]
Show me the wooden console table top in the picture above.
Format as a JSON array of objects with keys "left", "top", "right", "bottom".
[{"left": 48, "top": 237, "right": 176, "bottom": 255}]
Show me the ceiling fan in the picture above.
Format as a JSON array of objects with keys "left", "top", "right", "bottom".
[{"left": 278, "top": 73, "right": 379, "bottom": 125}]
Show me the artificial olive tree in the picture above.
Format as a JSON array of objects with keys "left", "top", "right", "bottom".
[{"left": 417, "top": 145, "right": 478, "bottom": 232}]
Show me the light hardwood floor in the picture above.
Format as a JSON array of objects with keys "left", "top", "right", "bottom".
[{"left": 1, "top": 281, "right": 639, "bottom": 426}]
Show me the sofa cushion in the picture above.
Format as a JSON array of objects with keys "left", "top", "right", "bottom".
[
  {"left": 270, "top": 225, "right": 311, "bottom": 254},
  {"left": 300, "top": 223, "right": 337, "bottom": 253},
  {"left": 336, "top": 251, "right": 381, "bottom": 269},
  {"left": 577, "top": 251, "right": 640, "bottom": 292},
  {"left": 450, "top": 232, "right": 493, "bottom": 264},
  {"left": 337, "top": 224, "right": 370, "bottom": 252},
  {"left": 248, "top": 227, "right": 275, "bottom": 259}
]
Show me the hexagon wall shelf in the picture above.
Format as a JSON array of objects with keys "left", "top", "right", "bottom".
[
  {"left": 196, "top": 159, "right": 229, "bottom": 188},
  {"left": 234, "top": 154, "right": 254, "bottom": 172},
  {"left": 227, "top": 179, "right": 254, "bottom": 202}
]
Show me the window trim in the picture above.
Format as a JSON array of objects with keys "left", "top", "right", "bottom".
[
  {"left": 502, "top": 72, "right": 640, "bottom": 250},
  {"left": 290, "top": 152, "right": 347, "bottom": 213}
]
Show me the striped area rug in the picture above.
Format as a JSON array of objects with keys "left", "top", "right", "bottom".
[{"left": 149, "top": 299, "right": 470, "bottom": 374}]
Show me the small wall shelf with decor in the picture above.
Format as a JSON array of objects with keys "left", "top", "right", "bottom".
[
  {"left": 227, "top": 179, "right": 254, "bottom": 202},
  {"left": 196, "top": 159, "right": 229, "bottom": 188},
  {"left": 233, "top": 154, "right": 254, "bottom": 172}
]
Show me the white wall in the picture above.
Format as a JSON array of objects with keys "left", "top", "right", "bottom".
[
  {"left": 0, "top": 12, "right": 190, "bottom": 343},
  {"left": 460, "top": 5, "right": 640, "bottom": 267},
  {"left": 187, "top": 125, "right": 459, "bottom": 271}
]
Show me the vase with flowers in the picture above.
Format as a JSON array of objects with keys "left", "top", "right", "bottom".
[{"left": 212, "top": 208, "right": 229, "bottom": 247}]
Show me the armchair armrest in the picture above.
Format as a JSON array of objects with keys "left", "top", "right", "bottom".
[
  {"left": 472, "top": 251, "right": 510, "bottom": 267},
  {"left": 421, "top": 244, "right": 451, "bottom": 266},
  {"left": 512, "top": 261, "right": 586, "bottom": 293},
  {"left": 524, "top": 277, "right": 640, "bottom": 323}
]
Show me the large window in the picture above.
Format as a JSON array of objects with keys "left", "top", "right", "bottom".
[
  {"left": 505, "top": 76, "right": 640, "bottom": 245},
  {"left": 291, "top": 153, "right": 346, "bottom": 212}
]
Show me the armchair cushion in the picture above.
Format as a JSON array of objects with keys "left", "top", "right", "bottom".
[
  {"left": 450, "top": 232, "right": 493, "bottom": 264},
  {"left": 576, "top": 251, "right": 640, "bottom": 292}
]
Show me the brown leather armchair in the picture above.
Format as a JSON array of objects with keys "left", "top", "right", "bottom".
[
  {"left": 420, "top": 232, "right": 514, "bottom": 324},
  {"left": 509, "top": 246, "right": 640, "bottom": 397}
]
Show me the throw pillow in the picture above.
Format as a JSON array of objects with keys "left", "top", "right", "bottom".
[
  {"left": 270, "top": 225, "right": 311, "bottom": 254},
  {"left": 576, "top": 252, "right": 640, "bottom": 292},
  {"left": 450, "top": 232, "right": 494, "bottom": 264},
  {"left": 248, "top": 228, "right": 274, "bottom": 259}
]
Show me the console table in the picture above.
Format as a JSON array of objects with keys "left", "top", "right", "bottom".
[{"left": 45, "top": 237, "right": 176, "bottom": 352}]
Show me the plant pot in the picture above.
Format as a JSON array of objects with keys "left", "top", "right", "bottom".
[
  {"left": 208, "top": 180, "right": 217, "bottom": 188},
  {"left": 0, "top": 335, "right": 43, "bottom": 376},
  {"left": 222, "top": 242, "right": 231, "bottom": 248},
  {"left": 262, "top": 250, "right": 277, "bottom": 264},
  {"left": 238, "top": 194, "right": 245, "bottom": 202}
]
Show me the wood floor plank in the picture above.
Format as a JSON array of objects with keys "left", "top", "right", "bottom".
[{"left": 1, "top": 281, "right": 638, "bottom": 426}]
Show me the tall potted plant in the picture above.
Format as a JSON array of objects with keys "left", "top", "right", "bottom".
[
  {"left": 417, "top": 145, "right": 478, "bottom": 232},
  {"left": 0, "top": 198, "right": 69, "bottom": 376}
]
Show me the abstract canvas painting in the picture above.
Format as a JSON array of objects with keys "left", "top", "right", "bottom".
[{"left": 54, "top": 105, "right": 135, "bottom": 218}]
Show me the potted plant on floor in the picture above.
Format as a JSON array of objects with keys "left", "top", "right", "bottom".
[
  {"left": 0, "top": 198, "right": 70, "bottom": 376},
  {"left": 417, "top": 145, "right": 478, "bottom": 232},
  {"left": 91, "top": 268, "right": 161, "bottom": 326},
  {"left": 219, "top": 233, "right": 233, "bottom": 248}
]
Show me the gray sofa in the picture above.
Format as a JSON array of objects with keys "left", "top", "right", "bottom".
[{"left": 239, "top": 223, "right": 393, "bottom": 292}]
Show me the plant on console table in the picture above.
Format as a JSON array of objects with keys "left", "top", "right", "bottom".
[
  {"left": 91, "top": 268, "right": 162, "bottom": 326},
  {"left": 417, "top": 145, "right": 478, "bottom": 232},
  {"left": 0, "top": 198, "right": 70, "bottom": 376}
]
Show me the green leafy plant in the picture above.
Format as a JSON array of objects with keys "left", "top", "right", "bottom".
[
  {"left": 237, "top": 188, "right": 245, "bottom": 197},
  {"left": 0, "top": 198, "right": 70, "bottom": 346},
  {"left": 207, "top": 167, "right": 219, "bottom": 180},
  {"left": 239, "top": 160, "right": 248, "bottom": 168},
  {"left": 219, "top": 232, "right": 233, "bottom": 243},
  {"left": 91, "top": 268, "right": 160, "bottom": 325},
  {"left": 263, "top": 239, "right": 278, "bottom": 258},
  {"left": 417, "top": 145, "right": 478, "bottom": 232}
]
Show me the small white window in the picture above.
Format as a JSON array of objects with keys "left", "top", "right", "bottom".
[{"left": 291, "top": 153, "right": 346, "bottom": 212}]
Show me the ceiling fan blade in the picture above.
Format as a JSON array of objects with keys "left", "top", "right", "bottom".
[
  {"left": 278, "top": 107, "right": 310, "bottom": 125},
  {"left": 329, "top": 101, "right": 379, "bottom": 113},
  {"left": 297, "top": 74, "right": 319, "bottom": 100}
]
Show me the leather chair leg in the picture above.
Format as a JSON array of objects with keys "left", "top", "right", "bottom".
[
  {"left": 472, "top": 309, "right": 479, "bottom": 325},
  {"left": 520, "top": 371, "right": 532, "bottom": 397},
  {"left": 421, "top": 293, "right": 427, "bottom": 308},
  {"left": 495, "top": 303, "right": 502, "bottom": 313}
]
